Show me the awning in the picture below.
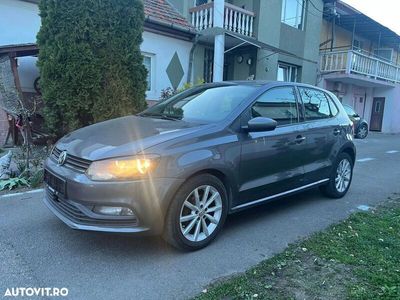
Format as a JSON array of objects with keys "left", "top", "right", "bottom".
[
  {"left": 224, "top": 31, "right": 318, "bottom": 64},
  {"left": 0, "top": 43, "right": 39, "bottom": 57},
  {"left": 328, "top": 14, "right": 400, "bottom": 49}
]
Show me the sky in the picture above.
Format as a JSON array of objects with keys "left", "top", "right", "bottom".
[{"left": 342, "top": 0, "right": 400, "bottom": 35}]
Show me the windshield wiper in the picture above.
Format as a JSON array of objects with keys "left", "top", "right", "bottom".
[{"left": 139, "top": 113, "right": 181, "bottom": 121}]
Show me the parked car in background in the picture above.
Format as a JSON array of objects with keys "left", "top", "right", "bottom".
[
  {"left": 343, "top": 104, "right": 369, "bottom": 139},
  {"left": 43, "top": 81, "right": 356, "bottom": 251}
]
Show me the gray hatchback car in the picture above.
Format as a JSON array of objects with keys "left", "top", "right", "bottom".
[{"left": 44, "top": 81, "right": 356, "bottom": 250}]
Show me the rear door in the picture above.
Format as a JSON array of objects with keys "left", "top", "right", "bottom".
[
  {"left": 297, "top": 87, "right": 341, "bottom": 184},
  {"left": 237, "top": 86, "right": 307, "bottom": 207}
]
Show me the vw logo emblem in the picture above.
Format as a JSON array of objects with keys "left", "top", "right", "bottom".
[{"left": 58, "top": 151, "right": 67, "bottom": 166}]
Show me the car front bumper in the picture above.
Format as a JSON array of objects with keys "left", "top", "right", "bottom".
[{"left": 43, "top": 157, "right": 184, "bottom": 235}]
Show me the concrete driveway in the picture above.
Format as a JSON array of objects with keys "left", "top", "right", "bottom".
[{"left": 1, "top": 133, "right": 399, "bottom": 299}]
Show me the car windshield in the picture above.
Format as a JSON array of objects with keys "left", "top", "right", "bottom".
[{"left": 140, "top": 85, "right": 257, "bottom": 123}]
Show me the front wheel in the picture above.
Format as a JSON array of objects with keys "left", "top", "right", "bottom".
[
  {"left": 320, "top": 153, "right": 353, "bottom": 198},
  {"left": 162, "top": 174, "right": 228, "bottom": 251}
]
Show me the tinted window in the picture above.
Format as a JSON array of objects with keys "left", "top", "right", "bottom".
[
  {"left": 327, "top": 94, "right": 339, "bottom": 116},
  {"left": 251, "top": 87, "right": 298, "bottom": 125},
  {"left": 299, "top": 88, "right": 331, "bottom": 120},
  {"left": 143, "top": 85, "right": 257, "bottom": 123}
]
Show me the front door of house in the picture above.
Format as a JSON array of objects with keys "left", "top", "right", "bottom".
[{"left": 370, "top": 97, "right": 385, "bottom": 131}]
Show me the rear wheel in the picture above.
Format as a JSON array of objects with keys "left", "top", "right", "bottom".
[
  {"left": 357, "top": 124, "right": 368, "bottom": 139},
  {"left": 162, "top": 174, "right": 228, "bottom": 251},
  {"left": 320, "top": 152, "right": 353, "bottom": 198}
]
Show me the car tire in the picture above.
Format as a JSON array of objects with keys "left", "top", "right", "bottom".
[
  {"left": 356, "top": 124, "right": 368, "bottom": 139},
  {"left": 162, "top": 174, "right": 228, "bottom": 251},
  {"left": 320, "top": 152, "right": 354, "bottom": 198}
]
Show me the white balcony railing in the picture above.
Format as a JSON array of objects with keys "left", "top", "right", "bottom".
[
  {"left": 189, "top": 2, "right": 255, "bottom": 37},
  {"left": 320, "top": 50, "right": 400, "bottom": 83}
]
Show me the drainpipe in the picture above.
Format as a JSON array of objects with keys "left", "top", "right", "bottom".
[
  {"left": 330, "top": 0, "right": 337, "bottom": 52},
  {"left": 213, "top": 0, "right": 225, "bottom": 82},
  {"left": 187, "top": 35, "right": 199, "bottom": 84}
]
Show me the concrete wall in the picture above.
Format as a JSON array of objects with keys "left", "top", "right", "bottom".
[
  {"left": 322, "top": 79, "right": 400, "bottom": 134},
  {"left": 141, "top": 31, "right": 193, "bottom": 100},
  {"left": 254, "top": 0, "right": 323, "bottom": 84},
  {"left": 374, "top": 86, "right": 400, "bottom": 133},
  {"left": 254, "top": 0, "right": 281, "bottom": 81}
]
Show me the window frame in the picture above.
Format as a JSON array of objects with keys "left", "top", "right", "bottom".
[
  {"left": 142, "top": 52, "right": 156, "bottom": 95},
  {"left": 246, "top": 85, "right": 301, "bottom": 128},
  {"left": 295, "top": 86, "right": 336, "bottom": 123},
  {"left": 277, "top": 62, "right": 300, "bottom": 82},
  {"left": 281, "top": 0, "right": 305, "bottom": 30}
]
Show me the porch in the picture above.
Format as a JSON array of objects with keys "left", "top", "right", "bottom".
[
  {"left": 320, "top": 49, "right": 400, "bottom": 85},
  {"left": 189, "top": 2, "right": 255, "bottom": 37}
]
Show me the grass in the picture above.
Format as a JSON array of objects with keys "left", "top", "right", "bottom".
[{"left": 195, "top": 195, "right": 400, "bottom": 300}]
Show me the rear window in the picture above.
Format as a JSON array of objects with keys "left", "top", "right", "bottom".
[{"left": 299, "top": 87, "right": 332, "bottom": 120}]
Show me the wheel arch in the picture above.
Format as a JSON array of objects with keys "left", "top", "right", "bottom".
[{"left": 340, "top": 145, "right": 356, "bottom": 164}]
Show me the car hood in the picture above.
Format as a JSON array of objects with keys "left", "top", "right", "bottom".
[{"left": 56, "top": 115, "right": 208, "bottom": 160}]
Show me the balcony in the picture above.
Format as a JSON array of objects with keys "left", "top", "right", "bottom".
[
  {"left": 320, "top": 50, "right": 400, "bottom": 84},
  {"left": 189, "top": 2, "right": 255, "bottom": 37}
]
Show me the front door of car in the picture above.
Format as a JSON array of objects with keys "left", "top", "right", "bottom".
[{"left": 237, "top": 86, "right": 307, "bottom": 207}]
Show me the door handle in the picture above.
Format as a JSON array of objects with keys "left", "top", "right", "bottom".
[
  {"left": 333, "top": 128, "right": 341, "bottom": 136},
  {"left": 295, "top": 135, "right": 306, "bottom": 144}
]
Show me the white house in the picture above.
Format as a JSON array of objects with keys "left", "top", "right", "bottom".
[
  {"left": 0, "top": 0, "right": 196, "bottom": 144},
  {"left": 0, "top": 0, "right": 196, "bottom": 102}
]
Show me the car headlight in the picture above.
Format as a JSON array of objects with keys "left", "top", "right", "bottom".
[{"left": 86, "top": 155, "right": 159, "bottom": 181}]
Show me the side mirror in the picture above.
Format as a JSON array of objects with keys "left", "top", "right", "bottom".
[{"left": 243, "top": 117, "right": 277, "bottom": 132}]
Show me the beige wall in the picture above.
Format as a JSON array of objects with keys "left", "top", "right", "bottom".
[{"left": 321, "top": 20, "right": 399, "bottom": 65}]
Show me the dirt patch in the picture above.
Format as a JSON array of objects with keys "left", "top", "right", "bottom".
[{"left": 264, "top": 248, "right": 357, "bottom": 300}]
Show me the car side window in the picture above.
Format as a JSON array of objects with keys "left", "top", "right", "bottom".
[
  {"left": 299, "top": 87, "right": 332, "bottom": 120},
  {"left": 251, "top": 87, "right": 298, "bottom": 125},
  {"left": 326, "top": 94, "right": 339, "bottom": 116}
]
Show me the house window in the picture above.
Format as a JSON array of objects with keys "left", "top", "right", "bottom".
[
  {"left": 277, "top": 63, "right": 299, "bottom": 82},
  {"left": 195, "top": 0, "right": 209, "bottom": 6},
  {"left": 281, "top": 0, "right": 305, "bottom": 29},
  {"left": 143, "top": 54, "right": 153, "bottom": 92},
  {"left": 373, "top": 48, "right": 393, "bottom": 63}
]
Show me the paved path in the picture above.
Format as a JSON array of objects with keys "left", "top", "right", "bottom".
[{"left": 1, "top": 133, "right": 399, "bottom": 299}]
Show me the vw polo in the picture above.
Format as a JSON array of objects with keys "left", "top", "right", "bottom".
[{"left": 44, "top": 81, "right": 356, "bottom": 250}]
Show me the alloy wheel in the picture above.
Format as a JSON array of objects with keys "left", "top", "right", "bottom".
[
  {"left": 358, "top": 125, "right": 368, "bottom": 139},
  {"left": 335, "top": 158, "right": 352, "bottom": 193},
  {"left": 179, "top": 185, "right": 223, "bottom": 242}
]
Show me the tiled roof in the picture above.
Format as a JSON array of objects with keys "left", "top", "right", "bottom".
[{"left": 143, "top": 0, "right": 193, "bottom": 32}]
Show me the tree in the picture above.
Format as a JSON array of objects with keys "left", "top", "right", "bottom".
[{"left": 37, "top": 0, "right": 147, "bottom": 136}]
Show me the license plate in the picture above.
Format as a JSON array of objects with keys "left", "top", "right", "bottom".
[{"left": 44, "top": 169, "right": 66, "bottom": 196}]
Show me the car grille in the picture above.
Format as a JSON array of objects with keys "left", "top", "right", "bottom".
[
  {"left": 46, "top": 188, "right": 139, "bottom": 228},
  {"left": 51, "top": 147, "right": 91, "bottom": 173}
]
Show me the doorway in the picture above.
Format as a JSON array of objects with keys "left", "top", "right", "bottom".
[{"left": 370, "top": 97, "right": 385, "bottom": 131}]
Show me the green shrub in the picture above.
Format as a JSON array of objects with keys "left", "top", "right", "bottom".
[
  {"left": 0, "top": 177, "right": 29, "bottom": 191},
  {"left": 37, "top": 0, "right": 148, "bottom": 136},
  {"left": 29, "top": 169, "right": 44, "bottom": 188}
]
